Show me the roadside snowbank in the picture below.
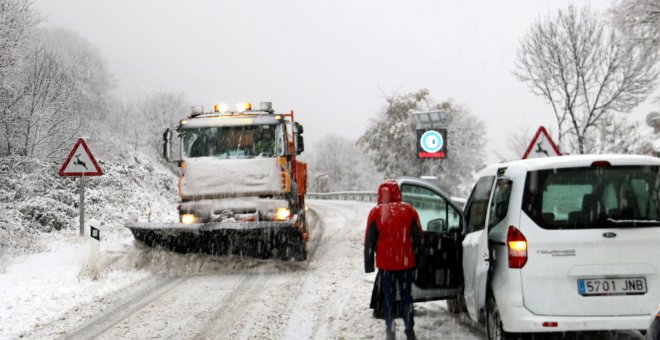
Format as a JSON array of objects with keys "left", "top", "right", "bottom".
[
  {"left": 0, "top": 154, "right": 178, "bottom": 258},
  {"left": 0, "top": 235, "right": 150, "bottom": 339}
]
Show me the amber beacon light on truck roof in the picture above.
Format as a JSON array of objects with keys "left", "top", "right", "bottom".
[{"left": 189, "top": 101, "right": 277, "bottom": 116}]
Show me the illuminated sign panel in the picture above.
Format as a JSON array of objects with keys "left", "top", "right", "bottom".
[{"left": 417, "top": 128, "right": 447, "bottom": 159}]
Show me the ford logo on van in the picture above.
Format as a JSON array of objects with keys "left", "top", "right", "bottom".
[{"left": 603, "top": 232, "right": 617, "bottom": 238}]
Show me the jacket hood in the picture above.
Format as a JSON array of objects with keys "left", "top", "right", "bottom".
[{"left": 377, "top": 179, "right": 402, "bottom": 204}]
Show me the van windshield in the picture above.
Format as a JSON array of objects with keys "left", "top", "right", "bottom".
[
  {"left": 522, "top": 166, "right": 660, "bottom": 229},
  {"left": 182, "top": 124, "right": 280, "bottom": 159}
]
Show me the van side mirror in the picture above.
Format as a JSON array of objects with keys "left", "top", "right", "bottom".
[{"left": 427, "top": 218, "right": 447, "bottom": 233}]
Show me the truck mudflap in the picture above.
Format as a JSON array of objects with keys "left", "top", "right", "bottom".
[{"left": 125, "top": 220, "right": 307, "bottom": 261}]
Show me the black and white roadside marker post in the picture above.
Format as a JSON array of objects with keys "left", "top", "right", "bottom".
[
  {"left": 58, "top": 138, "right": 104, "bottom": 236},
  {"left": 90, "top": 226, "right": 100, "bottom": 241},
  {"left": 89, "top": 225, "right": 101, "bottom": 278}
]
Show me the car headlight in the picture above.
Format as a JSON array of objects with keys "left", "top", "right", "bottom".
[
  {"left": 181, "top": 213, "right": 196, "bottom": 224},
  {"left": 274, "top": 208, "right": 291, "bottom": 221}
]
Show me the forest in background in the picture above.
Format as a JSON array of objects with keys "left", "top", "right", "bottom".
[{"left": 2, "top": 0, "right": 660, "bottom": 198}]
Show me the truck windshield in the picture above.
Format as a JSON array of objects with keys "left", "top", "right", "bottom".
[
  {"left": 182, "top": 124, "right": 278, "bottom": 159},
  {"left": 522, "top": 166, "right": 660, "bottom": 229}
]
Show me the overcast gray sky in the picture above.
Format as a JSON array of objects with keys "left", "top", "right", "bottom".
[{"left": 34, "top": 0, "right": 656, "bottom": 162}]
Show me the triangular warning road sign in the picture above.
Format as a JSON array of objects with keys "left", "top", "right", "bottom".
[
  {"left": 58, "top": 138, "right": 103, "bottom": 176},
  {"left": 522, "top": 126, "right": 562, "bottom": 159}
]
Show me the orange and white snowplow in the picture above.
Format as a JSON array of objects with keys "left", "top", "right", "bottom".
[{"left": 125, "top": 102, "right": 309, "bottom": 260}]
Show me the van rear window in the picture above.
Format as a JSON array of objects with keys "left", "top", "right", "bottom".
[{"left": 522, "top": 166, "right": 660, "bottom": 229}]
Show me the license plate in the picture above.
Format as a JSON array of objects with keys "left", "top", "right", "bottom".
[{"left": 577, "top": 277, "right": 647, "bottom": 296}]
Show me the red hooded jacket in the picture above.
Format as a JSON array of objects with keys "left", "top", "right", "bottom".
[{"left": 364, "top": 179, "right": 424, "bottom": 272}]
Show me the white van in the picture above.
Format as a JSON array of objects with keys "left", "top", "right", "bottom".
[{"left": 461, "top": 154, "right": 660, "bottom": 339}]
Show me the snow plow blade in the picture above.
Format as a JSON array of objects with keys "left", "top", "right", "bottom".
[{"left": 125, "top": 221, "right": 307, "bottom": 261}]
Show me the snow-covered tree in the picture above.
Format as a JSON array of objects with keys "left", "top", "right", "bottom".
[
  {"left": 494, "top": 127, "right": 533, "bottom": 162},
  {"left": 141, "top": 92, "right": 188, "bottom": 156},
  {"left": 514, "top": 5, "right": 660, "bottom": 154},
  {"left": 0, "top": 0, "right": 38, "bottom": 156},
  {"left": 34, "top": 28, "right": 117, "bottom": 160},
  {"left": 0, "top": 0, "right": 37, "bottom": 81},
  {"left": 583, "top": 115, "right": 652, "bottom": 154},
  {"left": 17, "top": 41, "right": 78, "bottom": 158},
  {"left": 357, "top": 89, "right": 486, "bottom": 196},
  {"left": 109, "top": 92, "right": 187, "bottom": 160},
  {"left": 0, "top": 24, "right": 117, "bottom": 159},
  {"left": 305, "top": 134, "right": 382, "bottom": 192},
  {"left": 611, "top": 0, "right": 660, "bottom": 51}
]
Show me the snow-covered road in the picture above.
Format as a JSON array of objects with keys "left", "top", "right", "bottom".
[{"left": 1, "top": 200, "right": 646, "bottom": 339}]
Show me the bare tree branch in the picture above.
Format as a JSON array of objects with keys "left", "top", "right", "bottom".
[{"left": 513, "top": 5, "right": 660, "bottom": 154}]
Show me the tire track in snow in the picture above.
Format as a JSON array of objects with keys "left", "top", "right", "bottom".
[
  {"left": 191, "top": 207, "right": 326, "bottom": 339},
  {"left": 192, "top": 274, "right": 269, "bottom": 340},
  {"left": 63, "top": 276, "right": 186, "bottom": 340},
  {"left": 228, "top": 207, "right": 327, "bottom": 339},
  {"left": 281, "top": 200, "right": 369, "bottom": 339}
]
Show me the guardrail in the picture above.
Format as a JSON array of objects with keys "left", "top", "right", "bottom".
[
  {"left": 307, "top": 191, "right": 466, "bottom": 209},
  {"left": 306, "top": 191, "right": 378, "bottom": 203}
]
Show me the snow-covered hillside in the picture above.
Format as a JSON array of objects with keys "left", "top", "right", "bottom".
[{"left": 0, "top": 154, "right": 179, "bottom": 258}]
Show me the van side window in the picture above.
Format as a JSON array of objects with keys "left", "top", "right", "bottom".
[
  {"left": 488, "top": 178, "right": 513, "bottom": 229},
  {"left": 465, "top": 176, "right": 495, "bottom": 233},
  {"left": 401, "top": 184, "right": 452, "bottom": 233}
]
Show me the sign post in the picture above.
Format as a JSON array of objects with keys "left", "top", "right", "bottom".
[
  {"left": 58, "top": 138, "right": 103, "bottom": 236},
  {"left": 79, "top": 177, "right": 84, "bottom": 236}
]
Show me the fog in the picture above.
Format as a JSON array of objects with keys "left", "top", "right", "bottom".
[{"left": 33, "top": 0, "right": 654, "bottom": 162}]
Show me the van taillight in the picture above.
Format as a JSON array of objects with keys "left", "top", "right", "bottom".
[{"left": 507, "top": 226, "right": 527, "bottom": 268}]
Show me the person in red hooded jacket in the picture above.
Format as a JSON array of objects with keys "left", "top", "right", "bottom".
[{"left": 365, "top": 179, "right": 424, "bottom": 340}]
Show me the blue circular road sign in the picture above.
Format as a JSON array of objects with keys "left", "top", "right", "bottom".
[{"left": 420, "top": 130, "right": 443, "bottom": 153}]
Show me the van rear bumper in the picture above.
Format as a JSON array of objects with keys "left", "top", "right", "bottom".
[{"left": 500, "top": 305, "right": 650, "bottom": 333}]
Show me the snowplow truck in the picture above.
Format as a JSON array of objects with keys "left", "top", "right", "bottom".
[{"left": 125, "top": 102, "right": 309, "bottom": 260}]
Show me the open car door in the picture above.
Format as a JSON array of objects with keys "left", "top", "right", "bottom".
[
  {"left": 462, "top": 175, "right": 495, "bottom": 322},
  {"left": 397, "top": 177, "right": 464, "bottom": 301}
]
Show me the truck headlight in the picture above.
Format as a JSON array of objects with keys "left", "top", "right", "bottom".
[
  {"left": 275, "top": 208, "right": 291, "bottom": 221},
  {"left": 181, "top": 213, "right": 196, "bottom": 224}
]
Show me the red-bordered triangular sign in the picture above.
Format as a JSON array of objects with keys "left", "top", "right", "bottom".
[
  {"left": 522, "top": 126, "right": 562, "bottom": 159},
  {"left": 58, "top": 138, "right": 103, "bottom": 176}
]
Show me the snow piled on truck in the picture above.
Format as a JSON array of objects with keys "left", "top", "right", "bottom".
[{"left": 179, "top": 157, "right": 284, "bottom": 199}]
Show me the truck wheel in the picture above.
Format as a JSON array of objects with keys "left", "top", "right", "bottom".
[{"left": 486, "top": 294, "right": 513, "bottom": 340}]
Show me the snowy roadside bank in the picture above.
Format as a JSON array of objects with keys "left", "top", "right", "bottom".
[
  {"left": 0, "top": 154, "right": 179, "bottom": 260},
  {"left": 0, "top": 234, "right": 152, "bottom": 339},
  {"left": 0, "top": 154, "right": 179, "bottom": 338}
]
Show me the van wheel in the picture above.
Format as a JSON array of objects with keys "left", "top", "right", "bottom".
[{"left": 486, "top": 295, "right": 513, "bottom": 340}]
